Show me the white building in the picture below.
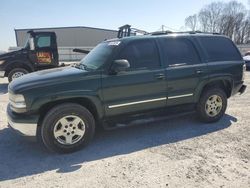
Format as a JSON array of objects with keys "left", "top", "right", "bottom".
[{"left": 14, "top": 26, "right": 118, "bottom": 61}]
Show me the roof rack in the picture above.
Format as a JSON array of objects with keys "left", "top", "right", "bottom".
[
  {"left": 117, "top": 24, "right": 149, "bottom": 38},
  {"left": 150, "top": 30, "right": 221, "bottom": 36},
  {"left": 117, "top": 25, "right": 222, "bottom": 38}
]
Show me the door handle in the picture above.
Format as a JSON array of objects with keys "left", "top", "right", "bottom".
[
  {"left": 196, "top": 70, "right": 204, "bottom": 74},
  {"left": 155, "top": 73, "right": 165, "bottom": 80}
]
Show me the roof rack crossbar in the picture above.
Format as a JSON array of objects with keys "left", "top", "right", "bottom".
[{"left": 150, "top": 30, "right": 221, "bottom": 36}]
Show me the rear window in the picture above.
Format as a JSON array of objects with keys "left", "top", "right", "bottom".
[{"left": 199, "top": 37, "right": 242, "bottom": 62}]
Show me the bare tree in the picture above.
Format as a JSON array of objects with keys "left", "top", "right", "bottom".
[
  {"left": 185, "top": 0, "right": 250, "bottom": 44},
  {"left": 239, "top": 19, "right": 250, "bottom": 44},
  {"left": 221, "top": 1, "right": 246, "bottom": 41},
  {"left": 185, "top": 14, "right": 197, "bottom": 31},
  {"left": 209, "top": 2, "right": 224, "bottom": 32},
  {"left": 197, "top": 2, "right": 224, "bottom": 32},
  {"left": 198, "top": 9, "right": 210, "bottom": 32}
]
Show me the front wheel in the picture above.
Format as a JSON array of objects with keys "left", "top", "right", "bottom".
[
  {"left": 40, "top": 103, "right": 95, "bottom": 153},
  {"left": 8, "top": 68, "right": 29, "bottom": 82},
  {"left": 196, "top": 88, "right": 227, "bottom": 123}
]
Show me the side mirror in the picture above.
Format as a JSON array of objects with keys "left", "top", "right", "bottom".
[{"left": 110, "top": 59, "right": 130, "bottom": 74}]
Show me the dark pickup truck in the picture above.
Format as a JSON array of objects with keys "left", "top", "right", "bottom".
[{"left": 7, "top": 32, "right": 246, "bottom": 153}]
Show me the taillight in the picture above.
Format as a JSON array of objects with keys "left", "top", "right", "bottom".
[{"left": 243, "top": 63, "right": 246, "bottom": 80}]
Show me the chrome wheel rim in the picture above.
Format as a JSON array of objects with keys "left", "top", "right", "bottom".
[
  {"left": 205, "top": 95, "right": 223, "bottom": 117},
  {"left": 53, "top": 115, "right": 85, "bottom": 145},
  {"left": 12, "top": 72, "right": 25, "bottom": 80}
]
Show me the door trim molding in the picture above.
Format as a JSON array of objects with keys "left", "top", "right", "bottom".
[
  {"left": 108, "top": 97, "right": 167, "bottom": 109},
  {"left": 108, "top": 93, "right": 193, "bottom": 109},
  {"left": 168, "top": 93, "right": 193, "bottom": 99}
]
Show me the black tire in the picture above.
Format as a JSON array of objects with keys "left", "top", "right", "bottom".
[
  {"left": 8, "top": 68, "right": 29, "bottom": 82},
  {"left": 196, "top": 87, "right": 227, "bottom": 123},
  {"left": 40, "top": 103, "right": 95, "bottom": 153}
]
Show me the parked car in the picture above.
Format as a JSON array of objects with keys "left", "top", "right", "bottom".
[
  {"left": 7, "top": 32, "right": 246, "bottom": 153},
  {"left": 243, "top": 54, "right": 250, "bottom": 70},
  {"left": 244, "top": 51, "right": 250, "bottom": 56}
]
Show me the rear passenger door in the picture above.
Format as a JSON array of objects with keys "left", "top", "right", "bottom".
[
  {"left": 102, "top": 39, "right": 167, "bottom": 116},
  {"left": 158, "top": 37, "right": 207, "bottom": 106}
]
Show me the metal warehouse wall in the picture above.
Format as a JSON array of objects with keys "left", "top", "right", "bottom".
[{"left": 15, "top": 26, "right": 118, "bottom": 47}]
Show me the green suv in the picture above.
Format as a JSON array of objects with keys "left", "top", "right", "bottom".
[{"left": 7, "top": 32, "right": 246, "bottom": 153}]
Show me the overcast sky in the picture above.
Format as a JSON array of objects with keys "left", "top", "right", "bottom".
[{"left": 0, "top": 0, "right": 248, "bottom": 51}]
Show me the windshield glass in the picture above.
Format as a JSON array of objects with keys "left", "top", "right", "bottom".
[{"left": 80, "top": 41, "right": 119, "bottom": 70}]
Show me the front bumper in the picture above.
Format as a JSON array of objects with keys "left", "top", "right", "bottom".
[
  {"left": 7, "top": 104, "right": 38, "bottom": 137},
  {"left": 0, "top": 71, "right": 5, "bottom": 78}
]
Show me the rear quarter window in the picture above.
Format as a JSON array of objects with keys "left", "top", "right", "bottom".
[{"left": 199, "top": 36, "right": 242, "bottom": 62}]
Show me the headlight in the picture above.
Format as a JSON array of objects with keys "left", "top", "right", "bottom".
[
  {"left": 9, "top": 93, "right": 27, "bottom": 113},
  {"left": 0, "top": 60, "right": 5, "bottom": 65}
]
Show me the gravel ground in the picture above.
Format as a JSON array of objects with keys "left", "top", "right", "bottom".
[{"left": 0, "top": 73, "right": 249, "bottom": 188}]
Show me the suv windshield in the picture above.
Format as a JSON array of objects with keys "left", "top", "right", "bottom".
[{"left": 80, "top": 42, "right": 119, "bottom": 70}]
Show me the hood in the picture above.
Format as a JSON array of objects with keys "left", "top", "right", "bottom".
[
  {"left": 9, "top": 66, "right": 90, "bottom": 93},
  {"left": 0, "top": 49, "right": 25, "bottom": 60}
]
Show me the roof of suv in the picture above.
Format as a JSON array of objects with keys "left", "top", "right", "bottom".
[{"left": 107, "top": 32, "right": 229, "bottom": 43}]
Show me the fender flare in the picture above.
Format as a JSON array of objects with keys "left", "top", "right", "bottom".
[
  {"left": 194, "top": 76, "right": 233, "bottom": 102},
  {"left": 5, "top": 61, "right": 34, "bottom": 76}
]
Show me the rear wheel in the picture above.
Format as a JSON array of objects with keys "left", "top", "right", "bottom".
[
  {"left": 196, "top": 88, "right": 227, "bottom": 123},
  {"left": 8, "top": 68, "right": 29, "bottom": 82},
  {"left": 40, "top": 103, "right": 95, "bottom": 153}
]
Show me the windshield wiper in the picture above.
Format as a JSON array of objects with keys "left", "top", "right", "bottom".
[
  {"left": 71, "top": 63, "right": 81, "bottom": 69},
  {"left": 71, "top": 63, "right": 92, "bottom": 71},
  {"left": 80, "top": 64, "right": 89, "bottom": 70}
]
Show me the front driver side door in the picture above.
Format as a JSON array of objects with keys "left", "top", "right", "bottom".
[
  {"left": 29, "top": 32, "right": 59, "bottom": 68},
  {"left": 102, "top": 39, "right": 167, "bottom": 117}
]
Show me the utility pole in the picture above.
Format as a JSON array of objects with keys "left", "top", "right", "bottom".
[{"left": 161, "top": 25, "right": 164, "bottom": 32}]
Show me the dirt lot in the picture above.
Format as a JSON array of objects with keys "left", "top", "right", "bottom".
[{"left": 0, "top": 73, "right": 249, "bottom": 188}]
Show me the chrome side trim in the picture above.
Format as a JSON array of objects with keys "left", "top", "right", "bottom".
[
  {"left": 168, "top": 63, "right": 187, "bottom": 67},
  {"left": 0, "top": 71, "right": 5, "bottom": 78},
  {"left": 168, "top": 93, "right": 193, "bottom": 99},
  {"left": 108, "top": 97, "right": 167, "bottom": 109}
]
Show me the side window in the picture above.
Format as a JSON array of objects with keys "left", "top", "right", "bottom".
[
  {"left": 160, "top": 38, "right": 200, "bottom": 66},
  {"left": 199, "top": 37, "right": 242, "bottom": 61},
  {"left": 118, "top": 40, "right": 160, "bottom": 70},
  {"left": 35, "top": 35, "right": 51, "bottom": 48}
]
